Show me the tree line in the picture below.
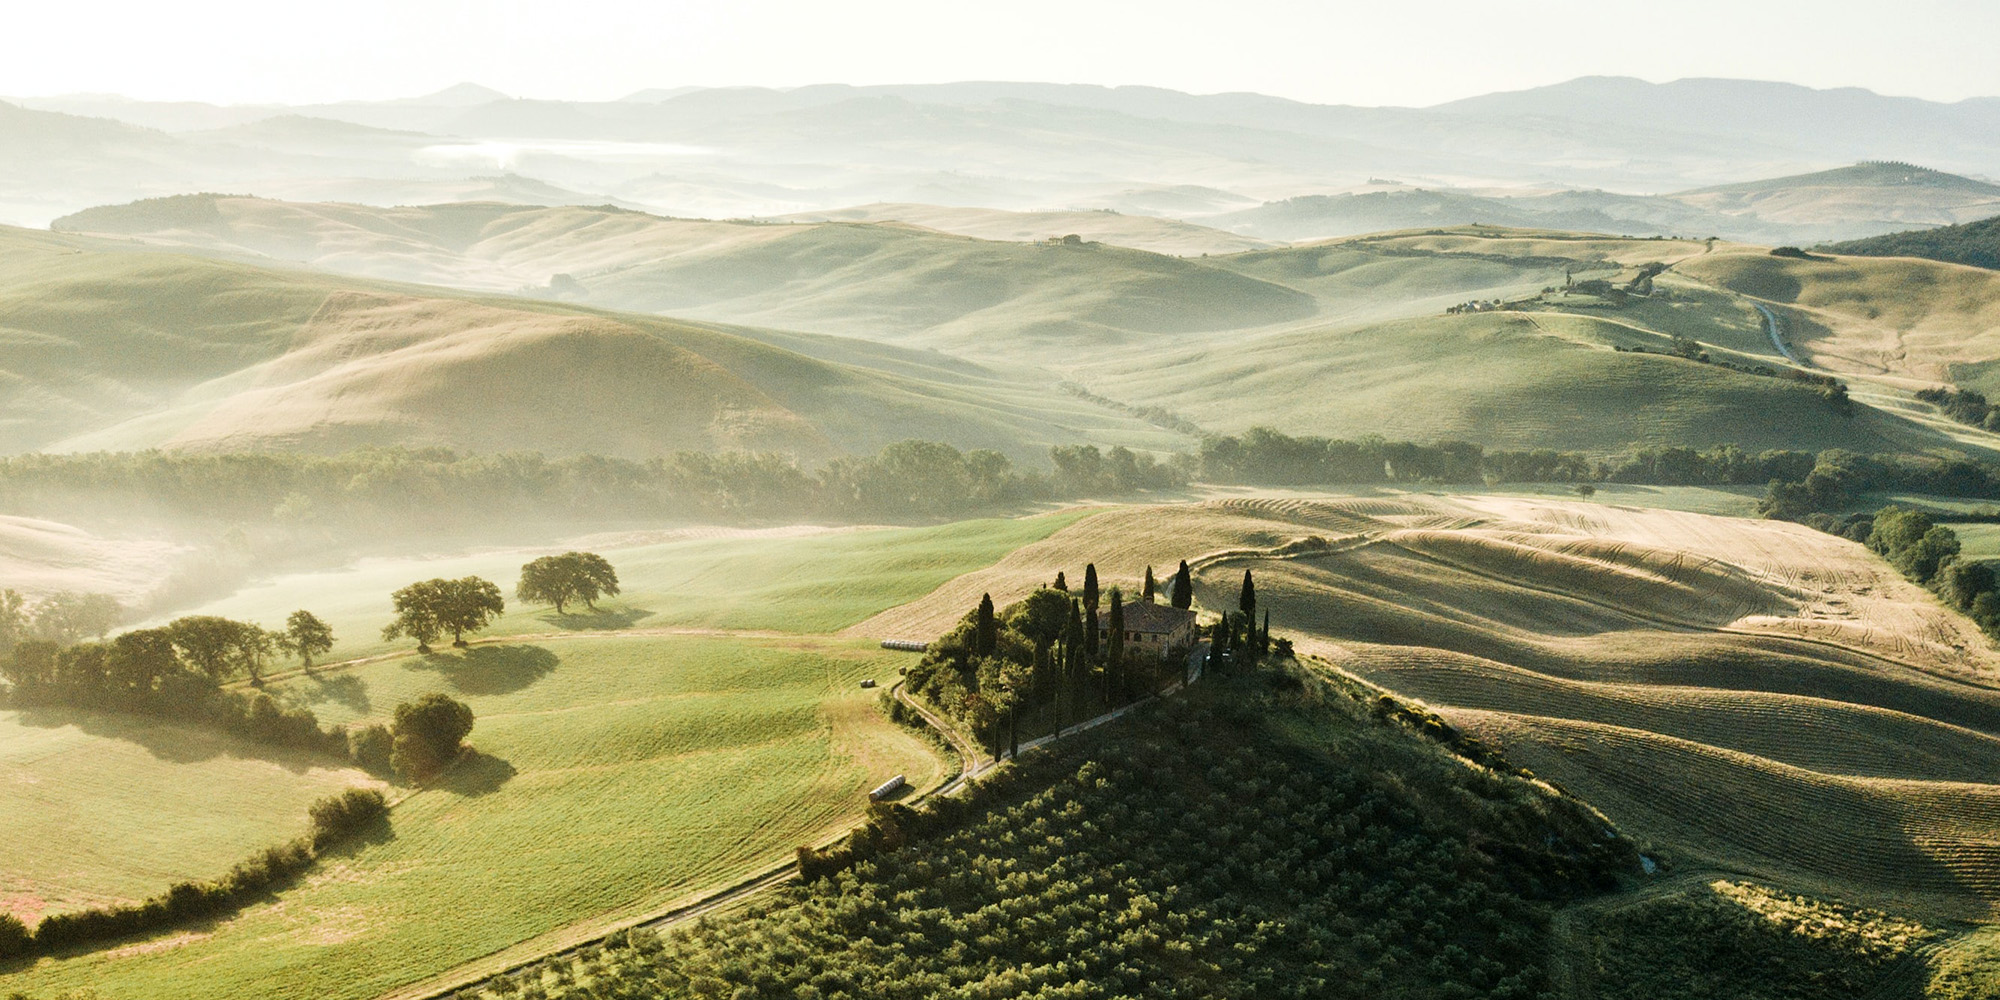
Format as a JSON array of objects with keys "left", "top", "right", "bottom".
[
  {"left": 9, "top": 433, "right": 2000, "bottom": 539},
  {"left": 1757, "top": 448, "right": 2000, "bottom": 523},
  {"left": 0, "top": 440, "right": 1184, "bottom": 532},
  {"left": 1206, "top": 427, "right": 2000, "bottom": 500},
  {"left": 0, "top": 548, "right": 614, "bottom": 780},
  {"left": 0, "top": 787, "right": 386, "bottom": 960},
  {"left": 0, "top": 589, "right": 123, "bottom": 650}
]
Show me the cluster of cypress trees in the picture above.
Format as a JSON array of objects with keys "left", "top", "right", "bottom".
[{"left": 908, "top": 559, "right": 1206, "bottom": 758}]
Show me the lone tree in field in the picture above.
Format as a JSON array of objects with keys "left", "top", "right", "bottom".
[
  {"left": 390, "top": 692, "right": 475, "bottom": 781},
  {"left": 1171, "top": 560, "right": 1194, "bottom": 611},
  {"left": 384, "top": 576, "right": 505, "bottom": 652},
  {"left": 516, "top": 552, "right": 621, "bottom": 614},
  {"left": 1239, "top": 569, "right": 1257, "bottom": 620},
  {"left": 279, "top": 610, "right": 335, "bottom": 670},
  {"left": 1052, "top": 571, "right": 1068, "bottom": 592}
]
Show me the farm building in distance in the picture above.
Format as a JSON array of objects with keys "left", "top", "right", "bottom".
[{"left": 1099, "top": 599, "right": 1196, "bottom": 659}]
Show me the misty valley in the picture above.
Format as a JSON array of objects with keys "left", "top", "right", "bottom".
[{"left": 7, "top": 38, "right": 2000, "bottom": 1000}]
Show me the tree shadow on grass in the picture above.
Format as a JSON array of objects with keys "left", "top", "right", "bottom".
[
  {"left": 316, "top": 810, "right": 397, "bottom": 860},
  {"left": 273, "top": 672, "right": 371, "bottom": 716},
  {"left": 535, "top": 605, "right": 652, "bottom": 631},
  {"left": 9, "top": 704, "right": 340, "bottom": 775},
  {"left": 406, "top": 644, "right": 558, "bottom": 696},
  {"left": 437, "top": 749, "right": 517, "bottom": 797}
]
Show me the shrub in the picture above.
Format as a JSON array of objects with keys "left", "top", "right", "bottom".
[
  {"left": 0, "top": 911, "right": 28, "bottom": 958},
  {"left": 307, "top": 788, "right": 387, "bottom": 849},
  {"left": 347, "top": 723, "right": 394, "bottom": 774}
]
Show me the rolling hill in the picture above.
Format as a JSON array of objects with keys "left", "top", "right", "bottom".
[
  {"left": 773, "top": 201, "right": 1274, "bottom": 256},
  {"left": 1208, "top": 163, "right": 2000, "bottom": 245},
  {"left": 1677, "top": 247, "right": 2000, "bottom": 388},
  {"left": 51, "top": 196, "right": 1319, "bottom": 353},
  {"left": 1676, "top": 162, "right": 2000, "bottom": 231},
  {"left": 0, "top": 225, "right": 1174, "bottom": 459},
  {"left": 859, "top": 495, "right": 2000, "bottom": 926},
  {"left": 44, "top": 204, "right": 2000, "bottom": 461}
]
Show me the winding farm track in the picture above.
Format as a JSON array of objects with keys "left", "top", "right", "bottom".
[{"left": 1755, "top": 302, "right": 1803, "bottom": 365}]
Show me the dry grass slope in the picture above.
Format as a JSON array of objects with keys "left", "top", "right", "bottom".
[{"left": 869, "top": 493, "right": 2000, "bottom": 920}]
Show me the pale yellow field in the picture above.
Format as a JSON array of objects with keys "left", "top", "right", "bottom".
[
  {"left": 1143, "top": 493, "right": 2000, "bottom": 918},
  {"left": 1679, "top": 249, "right": 2000, "bottom": 384},
  {"left": 865, "top": 493, "right": 2000, "bottom": 919}
]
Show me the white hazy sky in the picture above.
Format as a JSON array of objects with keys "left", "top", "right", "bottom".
[{"left": 10, "top": 0, "right": 2000, "bottom": 107}]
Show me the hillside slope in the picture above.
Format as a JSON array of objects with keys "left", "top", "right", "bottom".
[
  {"left": 0, "top": 226, "right": 1168, "bottom": 459},
  {"left": 866, "top": 495, "right": 2000, "bottom": 922},
  {"left": 1677, "top": 162, "right": 2000, "bottom": 230},
  {"left": 1189, "top": 495, "right": 2000, "bottom": 920},
  {"left": 1677, "top": 248, "right": 2000, "bottom": 386},
  {"left": 45, "top": 208, "right": 2000, "bottom": 459},
  {"left": 1823, "top": 214, "right": 2000, "bottom": 272},
  {"left": 53, "top": 196, "right": 1320, "bottom": 353},
  {"left": 774, "top": 201, "right": 1275, "bottom": 256}
]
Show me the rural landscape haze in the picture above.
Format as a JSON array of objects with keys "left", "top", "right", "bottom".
[{"left": 8, "top": 2, "right": 2000, "bottom": 997}]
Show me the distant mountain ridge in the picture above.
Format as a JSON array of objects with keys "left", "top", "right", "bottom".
[{"left": 8, "top": 77, "right": 2000, "bottom": 237}]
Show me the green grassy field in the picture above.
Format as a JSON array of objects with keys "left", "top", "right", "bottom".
[
  {"left": 1947, "top": 523, "right": 2000, "bottom": 562},
  {"left": 3, "top": 635, "right": 942, "bottom": 1000},
  {"left": 0, "top": 711, "right": 377, "bottom": 924},
  {"left": 154, "top": 512, "right": 1087, "bottom": 666},
  {"left": 1, "top": 510, "right": 1090, "bottom": 998},
  {"left": 1080, "top": 310, "right": 1950, "bottom": 456}
]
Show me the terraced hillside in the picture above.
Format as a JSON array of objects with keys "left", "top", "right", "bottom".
[
  {"left": 862, "top": 495, "right": 2000, "bottom": 924},
  {"left": 0, "top": 225, "right": 1171, "bottom": 458}
]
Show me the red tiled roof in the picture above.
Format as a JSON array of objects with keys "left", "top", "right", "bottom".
[{"left": 1114, "top": 599, "right": 1195, "bottom": 635}]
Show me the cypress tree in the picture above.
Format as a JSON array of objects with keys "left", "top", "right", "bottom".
[
  {"left": 1143, "top": 566, "right": 1156, "bottom": 601},
  {"left": 975, "top": 593, "right": 997, "bottom": 655},
  {"left": 1260, "top": 609, "right": 1271, "bottom": 657},
  {"left": 1239, "top": 569, "right": 1256, "bottom": 619},
  {"left": 1105, "top": 588, "right": 1125, "bottom": 698},
  {"left": 1053, "top": 571, "right": 1068, "bottom": 592},
  {"left": 1171, "top": 560, "right": 1193, "bottom": 610},
  {"left": 1062, "top": 599, "right": 1084, "bottom": 729},
  {"left": 1082, "top": 564, "right": 1100, "bottom": 658}
]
